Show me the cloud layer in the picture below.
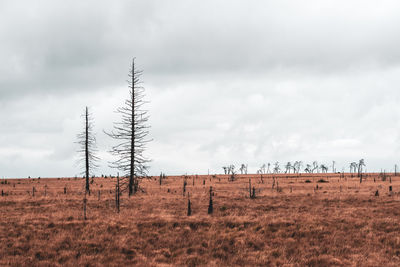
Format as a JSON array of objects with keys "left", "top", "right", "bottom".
[{"left": 1, "top": 0, "right": 400, "bottom": 177}]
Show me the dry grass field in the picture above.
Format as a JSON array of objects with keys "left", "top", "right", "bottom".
[{"left": 1, "top": 173, "right": 400, "bottom": 266}]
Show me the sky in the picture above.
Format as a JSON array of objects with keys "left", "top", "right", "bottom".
[{"left": 1, "top": 0, "right": 400, "bottom": 178}]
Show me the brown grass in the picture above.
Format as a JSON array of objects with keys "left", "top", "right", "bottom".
[{"left": 0, "top": 173, "right": 400, "bottom": 266}]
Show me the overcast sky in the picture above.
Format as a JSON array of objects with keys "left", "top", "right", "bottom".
[{"left": 1, "top": 0, "right": 400, "bottom": 178}]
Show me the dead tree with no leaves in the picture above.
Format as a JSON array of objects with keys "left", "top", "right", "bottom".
[
  {"left": 76, "top": 107, "right": 99, "bottom": 194},
  {"left": 106, "top": 58, "right": 151, "bottom": 196}
]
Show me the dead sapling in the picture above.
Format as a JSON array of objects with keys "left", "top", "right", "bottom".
[
  {"left": 76, "top": 107, "right": 100, "bottom": 196},
  {"left": 83, "top": 191, "right": 87, "bottom": 220},
  {"left": 183, "top": 179, "right": 187, "bottom": 196},
  {"left": 115, "top": 174, "right": 120, "bottom": 213},
  {"left": 187, "top": 192, "right": 192, "bottom": 216},
  {"left": 208, "top": 186, "right": 213, "bottom": 214},
  {"left": 251, "top": 186, "right": 256, "bottom": 199},
  {"left": 249, "top": 179, "right": 252, "bottom": 198}
]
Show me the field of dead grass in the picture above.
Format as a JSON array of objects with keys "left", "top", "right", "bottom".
[{"left": 1, "top": 173, "right": 400, "bottom": 266}]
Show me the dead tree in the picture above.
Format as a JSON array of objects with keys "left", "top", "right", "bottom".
[
  {"left": 320, "top": 164, "right": 328, "bottom": 173},
  {"left": 106, "top": 58, "right": 151, "bottom": 196},
  {"left": 187, "top": 192, "right": 192, "bottom": 216},
  {"left": 357, "top": 159, "right": 365, "bottom": 177},
  {"left": 76, "top": 107, "right": 99, "bottom": 195},
  {"left": 239, "top": 164, "right": 248, "bottom": 174},
  {"left": 208, "top": 186, "right": 213, "bottom": 214},
  {"left": 249, "top": 179, "right": 252, "bottom": 198},
  {"left": 115, "top": 174, "right": 120, "bottom": 213},
  {"left": 273, "top": 162, "right": 280, "bottom": 174}
]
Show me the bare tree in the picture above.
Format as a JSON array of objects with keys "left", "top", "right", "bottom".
[
  {"left": 350, "top": 162, "right": 357, "bottom": 173},
  {"left": 105, "top": 58, "right": 151, "bottom": 196},
  {"left": 259, "top": 164, "right": 266, "bottom": 174},
  {"left": 312, "top": 161, "right": 319, "bottom": 173},
  {"left": 358, "top": 159, "right": 365, "bottom": 177},
  {"left": 285, "top": 162, "right": 292, "bottom": 174},
  {"left": 320, "top": 164, "right": 328, "bottom": 173},
  {"left": 292, "top": 161, "right": 300, "bottom": 174},
  {"left": 304, "top": 164, "right": 312, "bottom": 173},
  {"left": 273, "top": 162, "right": 280, "bottom": 174},
  {"left": 239, "top": 164, "right": 248, "bottom": 175},
  {"left": 76, "top": 107, "right": 99, "bottom": 194}
]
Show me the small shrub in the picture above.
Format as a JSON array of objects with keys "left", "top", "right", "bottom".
[
  {"left": 317, "top": 179, "right": 328, "bottom": 183},
  {"left": 305, "top": 180, "right": 312, "bottom": 183}
]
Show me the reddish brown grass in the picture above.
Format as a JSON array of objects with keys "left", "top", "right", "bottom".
[{"left": 0, "top": 173, "right": 399, "bottom": 266}]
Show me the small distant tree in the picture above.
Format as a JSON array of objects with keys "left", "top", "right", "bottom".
[
  {"left": 105, "top": 58, "right": 151, "bottom": 196},
  {"left": 260, "top": 164, "right": 266, "bottom": 174},
  {"left": 304, "top": 164, "right": 312, "bottom": 173},
  {"left": 273, "top": 162, "right": 280, "bottom": 174},
  {"left": 239, "top": 164, "right": 246, "bottom": 174},
  {"left": 312, "top": 161, "right": 319, "bottom": 173},
  {"left": 76, "top": 107, "right": 99, "bottom": 194},
  {"left": 350, "top": 162, "right": 357, "bottom": 173},
  {"left": 293, "top": 161, "right": 302, "bottom": 174},
  {"left": 357, "top": 159, "right": 365, "bottom": 177},
  {"left": 320, "top": 164, "right": 328, "bottom": 173},
  {"left": 285, "top": 162, "right": 292, "bottom": 174}
]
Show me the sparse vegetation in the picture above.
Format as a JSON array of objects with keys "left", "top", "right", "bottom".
[{"left": 0, "top": 172, "right": 399, "bottom": 266}]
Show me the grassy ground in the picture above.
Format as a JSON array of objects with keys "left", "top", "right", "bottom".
[{"left": 0, "top": 173, "right": 399, "bottom": 266}]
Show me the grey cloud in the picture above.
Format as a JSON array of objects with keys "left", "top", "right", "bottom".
[{"left": 1, "top": 0, "right": 400, "bottom": 177}]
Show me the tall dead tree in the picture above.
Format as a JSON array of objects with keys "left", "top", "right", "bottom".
[
  {"left": 76, "top": 107, "right": 99, "bottom": 194},
  {"left": 106, "top": 58, "right": 151, "bottom": 196}
]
